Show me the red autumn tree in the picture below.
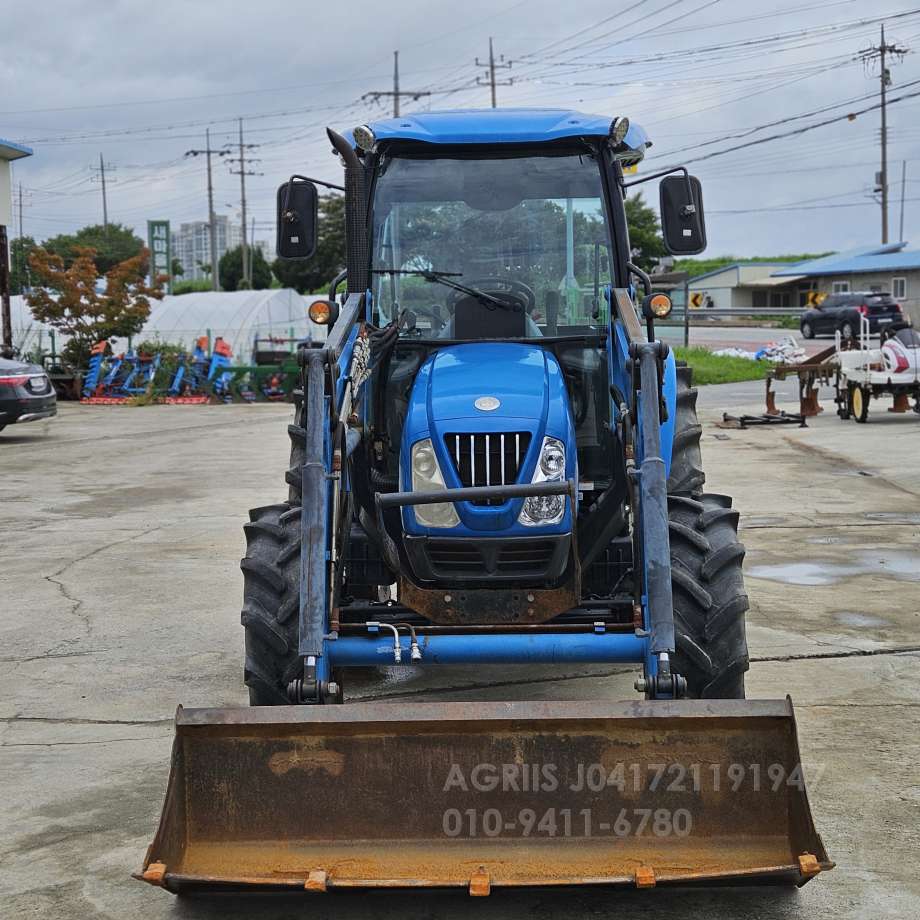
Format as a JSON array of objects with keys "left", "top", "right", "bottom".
[{"left": 27, "top": 245, "right": 166, "bottom": 367}]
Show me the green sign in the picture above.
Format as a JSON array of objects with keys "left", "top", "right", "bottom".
[{"left": 147, "top": 220, "right": 171, "bottom": 294}]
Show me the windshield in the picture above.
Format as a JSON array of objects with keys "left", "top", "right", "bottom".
[{"left": 371, "top": 151, "right": 612, "bottom": 338}]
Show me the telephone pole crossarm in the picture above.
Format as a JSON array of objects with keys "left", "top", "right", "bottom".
[{"left": 362, "top": 50, "right": 431, "bottom": 117}]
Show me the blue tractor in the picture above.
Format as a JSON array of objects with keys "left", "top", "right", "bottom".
[{"left": 139, "top": 109, "right": 831, "bottom": 894}]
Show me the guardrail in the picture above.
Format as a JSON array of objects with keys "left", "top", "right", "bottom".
[{"left": 679, "top": 308, "right": 804, "bottom": 318}]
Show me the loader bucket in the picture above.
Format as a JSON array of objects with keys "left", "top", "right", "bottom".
[{"left": 136, "top": 698, "right": 832, "bottom": 894}]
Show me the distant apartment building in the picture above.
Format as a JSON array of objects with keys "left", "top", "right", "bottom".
[{"left": 171, "top": 216, "right": 242, "bottom": 282}]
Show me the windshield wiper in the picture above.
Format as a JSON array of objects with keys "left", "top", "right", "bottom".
[{"left": 372, "top": 268, "right": 512, "bottom": 311}]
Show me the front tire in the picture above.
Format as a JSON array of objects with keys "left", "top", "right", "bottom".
[
  {"left": 667, "top": 364, "right": 749, "bottom": 699},
  {"left": 801, "top": 321, "right": 814, "bottom": 339},
  {"left": 241, "top": 502, "right": 302, "bottom": 705}
]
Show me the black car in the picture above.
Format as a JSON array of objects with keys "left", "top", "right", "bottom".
[
  {"left": 0, "top": 356, "right": 57, "bottom": 433},
  {"left": 800, "top": 291, "right": 906, "bottom": 339}
]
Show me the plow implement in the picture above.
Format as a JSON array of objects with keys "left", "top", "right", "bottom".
[{"left": 137, "top": 699, "right": 830, "bottom": 893}]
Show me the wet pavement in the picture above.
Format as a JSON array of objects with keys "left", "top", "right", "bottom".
[{"left": 1, "top": 388, "right": 919, "bottom": 918}]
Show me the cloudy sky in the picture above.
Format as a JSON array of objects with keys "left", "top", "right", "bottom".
[{"left": 3, "top": 0, "right": 920, "bottom": 258}]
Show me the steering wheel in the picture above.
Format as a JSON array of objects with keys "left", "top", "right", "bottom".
[{"left": 446, "top": 278, "right": 537, "bottom": 314}]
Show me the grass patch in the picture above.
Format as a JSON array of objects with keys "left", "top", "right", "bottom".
[{"left": 673, "top": 347, "right": 771, "bottom": 386}]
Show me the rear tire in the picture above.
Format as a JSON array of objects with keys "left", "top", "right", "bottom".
[
  {"left": 667, "top": 364, "right": 749, "bottom": 699},
  {"left": 840, "top": 321, "right": 855, "bottom": 340}
]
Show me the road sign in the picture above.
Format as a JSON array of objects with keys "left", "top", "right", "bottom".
[
  {"left": 690, "top": 291, "right": 704, "bottom": 308},
  {"left": 806, "top": 291, "right": 826, "bottom": 306}
]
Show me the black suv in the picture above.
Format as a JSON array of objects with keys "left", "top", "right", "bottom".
[
  {"left": 0, "top": 356, "right": 57, "bottom": 433},
  {"left": 800, "top": 291, "right": 905, "bottom": 339}
]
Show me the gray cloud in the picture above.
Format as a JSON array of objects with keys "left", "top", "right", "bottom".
[{"left": 3, "top": 0, "right": 919, "bottom": 256}]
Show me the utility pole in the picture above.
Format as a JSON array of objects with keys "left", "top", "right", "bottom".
[
  {"left": 0, "top": 225, "right": 10, "bottom": 358},
  {"left": 186, "top": 129, "right": 231, "bottom": 291},
  {"left": 90, "top": 153, "right": 115, "bottom": 233},
  {"left": 249, "top": 216, "right": 256, "bottom": 284},
  {"left": 362, "top": 51, "right": 431, "bottom": 117},
  {"left": 17, "top": 183, "right": 31, "bottom": 293},
  {"left": 899, "top": 160, "right": 907, "bottom": 242},
  {"left": 227, "top": 119, "right": 261, "bottom": 288},
  {"left": 861, "top": 25, "right": 907, "bottom": 244},
  {"left": 476, "top": 38, "right": 513, "bottom": 108}
]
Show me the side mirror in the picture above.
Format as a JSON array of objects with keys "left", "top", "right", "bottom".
[
  {"left": 659, "top": 174, "right": 706, "bottom": 255},
  {"left": 276, "top": 179, "right": 318, "bottom": 260}
]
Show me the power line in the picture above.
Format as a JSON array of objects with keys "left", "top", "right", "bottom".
[{"left": 650, "top": 84, "right": 920, "bottom": 170}]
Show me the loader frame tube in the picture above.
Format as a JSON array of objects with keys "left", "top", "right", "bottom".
[{"left": 329, "top": 631, "right": 646, "bottom": 666}]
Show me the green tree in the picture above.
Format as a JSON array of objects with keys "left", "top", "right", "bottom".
[
  {"left": 673, "top": 253, "right": 833, "bottom": 278},
  {"left": 9, "top": 235, "right": 37, "bottom": 294},
  {"left": 625, "top": 193, "right": 665, "bottom": 272},
  {"left": 219, "top": 245, "right": 273, "bottom": 291},
  {"left": 43, "top": 223, "right": 146, "bottom": 274},
  {"left": 171, "top": 257, "right": 184, "bottom": 277},
  {"left": 272, "top": 194, "right": 346, "bottom": 293}
]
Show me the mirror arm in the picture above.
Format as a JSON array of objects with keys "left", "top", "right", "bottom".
[
  {"left": 328, "top": 269, "right": 348, "bottom": 302},
  {"left": 626, "top": 261, "right": 652, "bottom": 297},
  {"left": 622, "top": 164, "right": 690, "bottom": 189}
]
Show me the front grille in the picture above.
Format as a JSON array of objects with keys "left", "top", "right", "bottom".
[
  {"left": 496, "top": 541, "right": 556, "bottom": 574},
  {"left": 444, "top": 432, "right": 531, "bottom": 505},
  {"left": 426, "top": 541, "right": 482, "bottom": 575}
]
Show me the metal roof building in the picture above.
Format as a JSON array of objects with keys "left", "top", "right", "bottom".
[{"left": 772, "top": 243, "right": 920, "bottom": 325}]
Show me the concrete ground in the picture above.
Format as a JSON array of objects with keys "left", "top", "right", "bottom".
[{"left": 1, "top": 382, "right": 919, "bottom": 919}]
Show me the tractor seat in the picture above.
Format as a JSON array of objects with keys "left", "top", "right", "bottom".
[{"left": 452, "top": 294, "right": 528, "bottom": 340}]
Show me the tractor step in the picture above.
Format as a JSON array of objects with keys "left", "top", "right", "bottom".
[{"left": 137, "top": 699, "right": 831, "bottom": 893}]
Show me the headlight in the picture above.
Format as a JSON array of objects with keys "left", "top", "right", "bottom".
[
  {"left": 520, "top": 437, "right": 566, "bottom": 527},
  {"left": 409, "top": 439, "right": 459, "bottom": 528},
  {"left": 540, "top": 441, "right": 565, "bottom": 476}
]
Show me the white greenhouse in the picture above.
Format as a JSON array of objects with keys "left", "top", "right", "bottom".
[{"left": 9, "top": 289, "right": 327, "bottom": 362}]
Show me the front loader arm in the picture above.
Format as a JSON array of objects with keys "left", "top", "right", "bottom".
[
  {"left": 609, "top": 288, "right": 683, "bottom": 698},
  {"left": 295, "top": 292, "right": 369, "bottom": 703}
]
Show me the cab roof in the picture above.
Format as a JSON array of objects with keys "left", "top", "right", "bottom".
[{"left": 343, "top": 107, "right": 649, "bottom": 152}]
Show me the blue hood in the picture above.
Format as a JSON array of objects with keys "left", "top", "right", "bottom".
[
  {"left": 425, "top": 343, "right": 550, "bottom": 421},
  {"left": 401, "top": 342, "right": 576, "bottom": 536}
]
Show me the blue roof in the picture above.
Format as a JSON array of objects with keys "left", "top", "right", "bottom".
[
  {"left": 344, "top": 108, "right": 649, "bottom": 151},
  {"left": 772, "top": 242, "right": 920, "bottom": 277},
  {"left": 0, "top": 138, "right": 33, "bottom": 160}
]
